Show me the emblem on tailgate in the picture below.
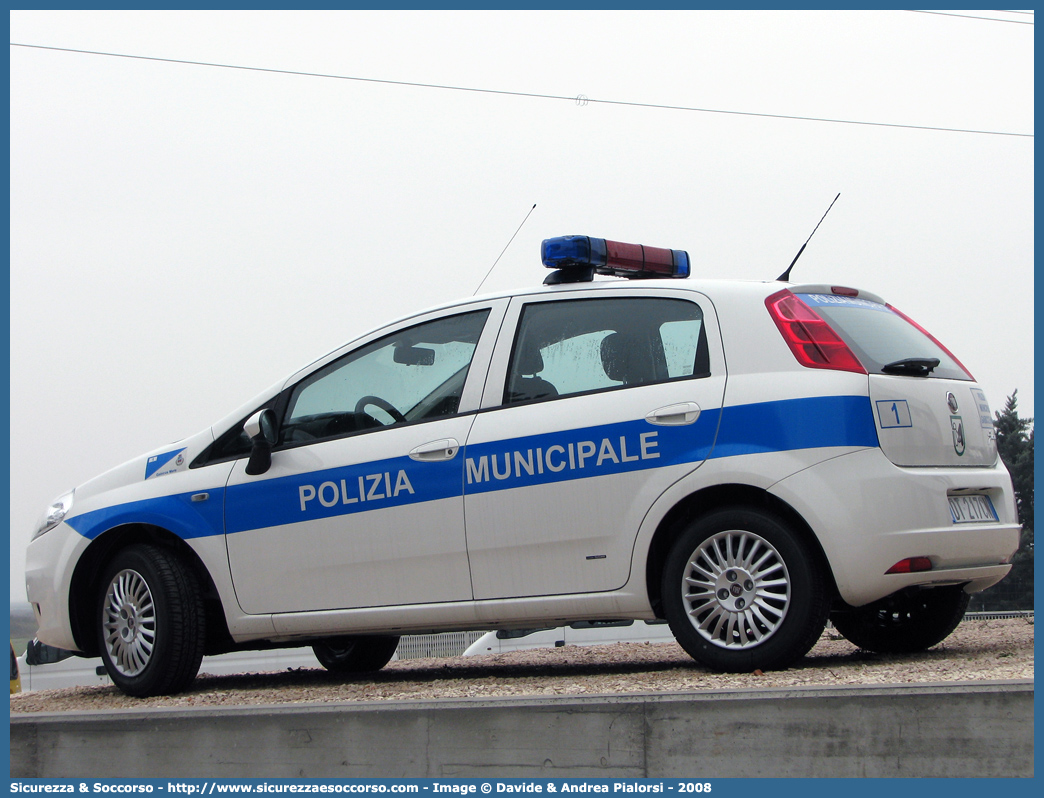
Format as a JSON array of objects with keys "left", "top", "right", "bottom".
[{"left": 951, "top": 415, "right": 966, "bottom": 456}]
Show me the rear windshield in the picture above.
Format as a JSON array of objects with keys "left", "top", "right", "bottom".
[{"left": 797, "top": 294, "right": 970, "bottom": 381}]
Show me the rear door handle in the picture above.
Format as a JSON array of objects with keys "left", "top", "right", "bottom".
[
  {"left": 409, "top": 438, "right": 460, "bottom": 461},
  {"left": 646, "top": 402, "right": 701, "bottom": 426}
]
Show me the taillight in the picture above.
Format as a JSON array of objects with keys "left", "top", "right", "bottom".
[
  {"left": 886, "top": 304, "right": 975, "bottom": 380},
  {"left": 765, "top": 289, "right": 866, "bottom": 373}
]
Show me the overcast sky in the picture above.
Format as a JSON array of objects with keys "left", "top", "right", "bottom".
[{"left": 8, "top": 10, "right": 1034, "bottom": 600}]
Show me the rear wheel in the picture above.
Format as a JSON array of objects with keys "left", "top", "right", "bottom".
[
  {"left": 662, "top": 508, "right": 829, "bottom": 672},
  {"left": 831, "top": 585, "right": 970, "bottom": 653},
  {"left": 312, "top": 635, "right": 400, "bottom": 674},
  {"left": 96, "top": 544, "right": 205, "bottom": 697}
]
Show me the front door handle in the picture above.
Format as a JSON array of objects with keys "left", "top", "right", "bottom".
[
  {"left": 646, "top": 402, "right": 701, "bottom": 426},
  {"left": 409, "top": 438, "right": 460, "bottom": 462}
]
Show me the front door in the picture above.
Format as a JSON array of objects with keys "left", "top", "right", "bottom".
[{"left": 224, "top": 306, "right": 497, "bottom": 614}]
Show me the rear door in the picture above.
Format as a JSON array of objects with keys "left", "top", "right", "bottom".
[{"left": 462, "top": 288, "right": 726, "bottom": 600}]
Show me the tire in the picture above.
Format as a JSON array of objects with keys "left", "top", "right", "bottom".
[
  {"left": 831, "top": 585, "right": 970, "bottom": 654},
  {"left": 312, "top": 635, "right": 400, "bottom": 674},
  {"left": 662, "top": 507, "right": 829, "bottom": 673},
  {"left": 96, "top": 544, "right": 205, "bottom": 697}
]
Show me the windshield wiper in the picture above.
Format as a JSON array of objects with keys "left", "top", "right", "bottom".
[{"left": 881, "top": 357, "right": 940, "bottom": 377}]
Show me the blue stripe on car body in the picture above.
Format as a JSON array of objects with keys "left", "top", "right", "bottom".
[{"left": 64, "top": 395, "right": 878, "bottom": 541}]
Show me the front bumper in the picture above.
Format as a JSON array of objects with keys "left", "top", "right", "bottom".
[{"left": 25, "top": 522, "right": 91, "bottom": 652}]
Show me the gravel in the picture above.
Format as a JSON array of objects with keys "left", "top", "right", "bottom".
[{"left": 10, "top": 617, "right": 1033, "bottom": 714}]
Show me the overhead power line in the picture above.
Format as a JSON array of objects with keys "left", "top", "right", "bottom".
[
  {"left": 10, "top": 41, "right": 1033, "bottom": 139},
  {"left": 909, "top": 9, "right": 1034, "bottom": 24}
]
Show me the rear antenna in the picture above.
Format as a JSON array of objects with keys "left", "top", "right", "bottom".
[
  {"left": 777, "top": 193, "right": 840, "bottom": 282},
  {"left": 474, "top": 203, "right": 537, "bottom": 295}
]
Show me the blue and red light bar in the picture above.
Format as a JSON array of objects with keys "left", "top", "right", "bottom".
[{"left": 541, "top": 235, "right": 690, "bottom": 282}]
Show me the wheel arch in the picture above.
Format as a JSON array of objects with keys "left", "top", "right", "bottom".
[
  {"left": 643, "top": 483, "right": 839, "bottom": 617},
  {"left": 68, "top": 523, "right": 233, "bottom": 657}
]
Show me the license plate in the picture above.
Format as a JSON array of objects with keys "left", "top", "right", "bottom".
[{"left": 949, "top": 494, "right": 999, "bottom": 524}]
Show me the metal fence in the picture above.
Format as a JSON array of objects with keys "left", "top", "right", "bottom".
[
  {"left": 394, "top": 631, "right": 488, "bottom": 660},
  {"left": 393, "top": 611, "right": 1034, "bottom": 661},
  {"left": 964, "top": 610, "right": 1034, "bottom": 621}
]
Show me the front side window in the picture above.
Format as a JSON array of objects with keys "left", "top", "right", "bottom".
[
  {"left": 505, "top": 297, "right": 707, "bottom": 405},
  {"left": 282, "top": 309, "right": 489, "bottom": 444}
]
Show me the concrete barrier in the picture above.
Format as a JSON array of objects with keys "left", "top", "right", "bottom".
[{"left": 10, "top": 680, "right": 1032, "bottom": 778}]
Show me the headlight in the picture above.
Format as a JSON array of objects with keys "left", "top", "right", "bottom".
[{"left": 32, "top": 491, "right": 74, "bottom": 541}]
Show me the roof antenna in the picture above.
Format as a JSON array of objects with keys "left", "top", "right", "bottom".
[
  {"left": 777, "top": 193, "right": 840, "bottom": 282},
  {"left": 474, "top": 204, "right": 537, "bottom": 295}
]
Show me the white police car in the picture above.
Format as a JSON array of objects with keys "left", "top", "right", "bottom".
[{"left": 26, "top": 235, "right": 1020, "bottom": 696}]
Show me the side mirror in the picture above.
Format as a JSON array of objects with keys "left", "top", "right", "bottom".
[{"left": 244, "top": 408, "right": 277, "bottom": 476}]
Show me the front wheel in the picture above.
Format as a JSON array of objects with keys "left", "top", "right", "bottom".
[
  {"left": 662, "top": 508, "right": 830, "bottom": 673},
  {"left": 96, "top": 544, "right": 206, "bottom": 697},
  {"left": 312, "top": 635, "right": 400, "bottom": 674},
  {"left": 831, "top": 586, "right": 970, "bottom": 653}
]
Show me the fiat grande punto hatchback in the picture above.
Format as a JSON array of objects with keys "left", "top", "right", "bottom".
[{"left": 26, "top": 235, "right": 1020, "bottom": 696}]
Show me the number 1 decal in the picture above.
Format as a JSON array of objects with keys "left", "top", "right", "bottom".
[{"left": 876, "top": 400, "right": 912, "bottom": 429}]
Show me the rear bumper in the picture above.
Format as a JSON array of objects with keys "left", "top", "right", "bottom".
[{"left": 770, "top": 449, "right": 1021, "bottom": 607}]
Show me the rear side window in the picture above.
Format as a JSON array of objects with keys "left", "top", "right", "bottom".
[
  {"left": 505, "top": 296, "right": 708, "bottom": 405},
  {"left": 797, "top": 294, "right": 971, "bottom": 381}
]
